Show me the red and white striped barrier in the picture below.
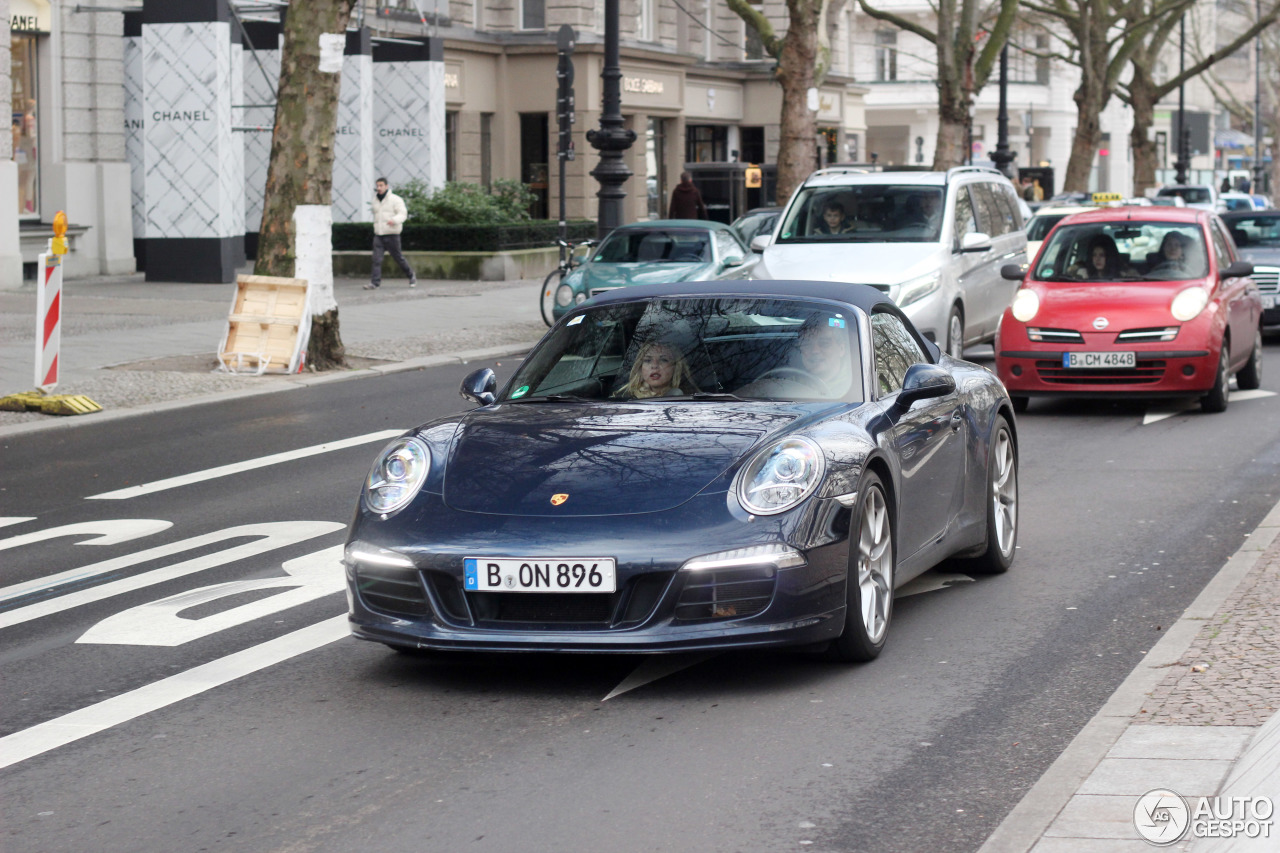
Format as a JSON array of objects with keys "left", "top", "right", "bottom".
[{"left": 34, "top": 246, "right": 63, "bottom": 393}]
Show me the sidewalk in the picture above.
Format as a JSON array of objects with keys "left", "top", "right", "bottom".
[
  {"left": 4, "top": 270, "right": 1280, "bottom": 851},
  {"left": 0, "top": 270, "right": 548, "bottom": 436}
]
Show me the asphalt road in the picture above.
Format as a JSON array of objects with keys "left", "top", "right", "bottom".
[{"left": 4, "top": 348, "right": 1280, "bottom": 853}]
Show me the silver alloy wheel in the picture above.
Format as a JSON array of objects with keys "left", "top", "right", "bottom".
[
  {"left": 948, "top": 311, "right": 964, "bottom": 358},
  {"left": 990, "top": 428, "right": 1018, "bottom": 558},
  {"left": 1219, "top": 345, "right": 1230, "bottom": 391},
  {"left": 856, "top": 486, "right": 893, "bottom": 644}
]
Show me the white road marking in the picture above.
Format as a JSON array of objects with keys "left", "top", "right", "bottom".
[
  {"left": 85, "top": 430, "right": 405, "bottom": 500},
  {"left": 895, "top": 572, "right": 976, "bottom": 599},
  {"left": 0, "top": 517, "right": 35, "bottom": 530},
  {"left": 78, "top": 546, "right": 345, "bottom": 646},
  {"left": 0, "top": 519, "right": 172, "bottom": 552},
  {"left": 602, "top": 652, "right": 720, "bottom": 701},
  {"left": 0, "top": 521, "right": 343, "bottom": 627},
  {"left": 0, "top": 615, "right": 349, "bottom": 770},
  {"left": 1143, "top": 389, "right": 1276, "bottom": 425}
]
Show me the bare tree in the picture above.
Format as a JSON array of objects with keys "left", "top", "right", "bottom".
[
  {"left": 1123, "top": 0, "right": 1279, "bottom": 195},
  {"left": 726, "top": 0, "right": 848, "bottom": 205},
  {"left": 857, "top": 0, "right": 1020, "bottom": 168},
  {"left": 255, "top": 0, "right": 357, "bottom": 370}
]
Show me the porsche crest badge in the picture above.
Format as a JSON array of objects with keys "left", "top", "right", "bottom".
[{"left": 550, "top": 493, "right": 569, "bottom": 506}]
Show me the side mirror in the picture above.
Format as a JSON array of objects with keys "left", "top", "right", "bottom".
[
  {"left": 895, "top": 363, "right": 957, "bottom": 409},
  {"left": 723, "top": 255, "right": 745, "bottom": 268},
  {"left": 460, "top": 367, "right": 497, "bottom": 406},
  {"left": 750, "top": 234, "right": 772, "bottom": 253},
  {"left": 960, "top": 232, "right": 993, "bottom": 253},
  {"left": 1222, "top": 260, "right": 1254, "bottom": 279},
  {"left": 1001, "top": 263, "right": 1027, "bottom": 281}
]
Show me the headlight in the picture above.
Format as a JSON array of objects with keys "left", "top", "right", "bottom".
[
  {"left": 895, "top": 272, "right": 941, "bottom": 307},
  {"left": 736, "top": 437, "right": 825, "bottom": 515},
  {"left": 574, "top": 291, "right": 588, "bottom": 304},
  {"left": 555, "top": 283, "right": 574, "bottom": 307},
  {"left": 1171, "top": 286, "right": 1209, "bottom": 322},
  {"left": 365, "top": 437, "right": 430, "bottom": 514},
  {"left": 1011, "top": 288, "right": 1040, "bottom": 322}
]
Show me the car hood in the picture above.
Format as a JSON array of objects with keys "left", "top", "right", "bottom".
[
  {"left": 758, "top": 243, "right": 945, "bottom": 286},
  {"left": 1027, "top": 280, "right": 1199, "bottom": 329},
  {"left": 442, "top": 402, "right": 812, "bottom": 516},
  {"left": 1238, "top": 247, "right": 1280, "bottom": 268},
  {"left": 581, "top": 261, "right": 713, "bottom": 290}
]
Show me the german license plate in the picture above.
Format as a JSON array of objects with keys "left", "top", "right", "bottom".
[
  {"left": 1263, "top": 295, "right": 1277, "bottom": 309},
  {"left": 464, "top": 557, "right": 617, "bottom": 593},
  {"left": 1064, "top": 351, "right": 1136, "bottom": 369}
]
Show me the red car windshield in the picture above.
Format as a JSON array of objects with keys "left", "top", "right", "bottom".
[{"left": 1033, "top": 221, "right": 1208, "bottom": 283}]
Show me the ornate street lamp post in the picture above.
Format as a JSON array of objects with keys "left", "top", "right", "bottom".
[
  {"left": 586, "top": 0, "right": 636, "bottom": 240},
  {"left": 990, "top": 44, "right": 1016, "bottom": 178},
  {"left": 1174, "top": 14, "right": 1190, "bottom": 185}
]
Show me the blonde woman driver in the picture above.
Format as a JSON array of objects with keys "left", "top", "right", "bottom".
[{"left": 614, "top": 340, "right": 699, "bottom": 399}]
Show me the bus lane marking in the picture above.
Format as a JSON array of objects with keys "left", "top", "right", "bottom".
[
  {"left": 0, "top": 519, "right": 173, "bottom": 553},
  {"left": 0, "top": 615, "right": 349, "bottom": 770},
  {"left": 85, "top": 430, "right": 405, "bottom": 500}
]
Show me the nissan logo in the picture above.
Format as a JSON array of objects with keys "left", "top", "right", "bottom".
[{"left": 1093, "top": 317, "right": 1110, "bottom": 330}]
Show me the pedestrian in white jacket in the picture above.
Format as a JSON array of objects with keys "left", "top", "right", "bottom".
[{"left": 366, "top": 178, "right": 417, "bottom": 289}]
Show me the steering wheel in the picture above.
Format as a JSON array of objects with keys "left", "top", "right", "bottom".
[{"left": 755, "top": 367, "right": 828, "bottom": 393}]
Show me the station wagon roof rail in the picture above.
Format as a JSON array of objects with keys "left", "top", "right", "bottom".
[
  {"left": 945, "top": 165, "right": 1006, "bottom": 182},
  {"left": 807, "top": 167, "right": 872, "bottom": 180}
]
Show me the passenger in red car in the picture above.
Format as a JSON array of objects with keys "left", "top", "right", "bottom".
[{"left": 1072, "top": 235, "right": 1131, "bottom": 280}]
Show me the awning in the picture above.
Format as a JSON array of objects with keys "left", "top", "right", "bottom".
[{"left": 1215, "top": 129, "right": 1255, "bottom": 150}]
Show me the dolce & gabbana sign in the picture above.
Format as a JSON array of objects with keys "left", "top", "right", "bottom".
[{"left": 623, "top": 76, "right": 664, "bottom": 95}]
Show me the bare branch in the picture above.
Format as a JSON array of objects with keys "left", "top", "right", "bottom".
[{"left": 857, "top": 0, "right": 939, "bottom": 43}]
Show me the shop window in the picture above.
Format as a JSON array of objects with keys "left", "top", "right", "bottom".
[
  {"left": 740, "top": 127, "right": 765, "bottom": 164},
  {"left": 11, "top": 33, "right": 40, "bottom": 219},
  {"left": 875, "top": 30, "right": 897, "bottom": 82},
  {"left": 646, "top": 118, "right": 666, "bottom": 219},
  {"left": 686, "top": 125, "right": 727, "bottom": 163},
  {"left": 520, "top": 113, "right": 549, "bottom": 219},
  {"left": 520, "top": 0, "right": 545, "bottom": 31}
]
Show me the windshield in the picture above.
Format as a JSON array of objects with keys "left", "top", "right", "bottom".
[
  {"left": 594, "top": 228, "right": 711, "bottom": 263},
  {"left": 732, "top": 211, "right": 778, "bottom": 244},
  {"left": 1158, "top": 186, "right": 1211, "bottom": 204},
  {"left": 503, "top": 297, "right": 865, "bottom": 404},
  {"left": 776, "top": 185, "right": 945, "bottom": 243},
  {"left": 1026, "top": 213, "right": 1068, "bottom": 242},
  {"left": 1034, "top": 221, "right": 1208, "bottom": 283},
  {"left": 1226, "top": 215, "right": 1280, "bottom": 248}
]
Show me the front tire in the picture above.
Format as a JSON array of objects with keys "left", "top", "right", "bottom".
[
  {"left": 539, "top": 268, "right": 563, "bottom": 327},
  {"left": 826, "top": 473, "right": 894, "bottom": 663},
  {"left": 946, "top": 306, "right": 965, "bottom": 359},
  {"left": 1237, "top": 329, "right": 1263, "bottom": 390},
  {"left": 1201, "top": 340, "right": 1231, "bottom": 413},
  {"left": 1011, "top": 395, "right": 1029, "bottom": 414},
  {"left": 962, "top": 416, "right": 1018, "bottom": 574}
]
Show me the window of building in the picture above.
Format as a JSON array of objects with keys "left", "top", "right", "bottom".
[
  {"left": 740, "top": 127, "right": 765, "bottom": 164},
  {"left": 638, "top": 0, "right": 655, "bottom": 41},
  {"left": 445, "top": 111, "right": 459, "bottom": 182},
  {"left": 11, "top": 33, "right": 40, "bottom": 219},
  {"left": 481, "top": 113, "right": 493, "bottom": 187},
  {"left": 686, "top": 125, "right": 728, "bottom": 163},
  {"left": 646, "top": 118, "right": 667, "bottom": 219},
  {"left": 520, "top": 0, "right": 545, "bottom": 31},
  {"left": 1035, "top": 34, "right": 1050, "bottom": 84},
  {"left": 874, "top": 30, "right": 897, "bottom": 82},
  {"left": 744, "top": 3, "right": 765, "bottom": 60}
]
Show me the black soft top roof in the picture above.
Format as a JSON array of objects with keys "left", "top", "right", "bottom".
[{"left": 585, "top": 279, "right": 892, "bottom": 314}]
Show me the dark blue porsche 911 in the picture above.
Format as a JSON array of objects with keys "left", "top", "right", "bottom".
[{"left": 344, "top": 281, "right": 1018, "bottom": 662}]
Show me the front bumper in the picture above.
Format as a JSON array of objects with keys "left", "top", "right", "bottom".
[{"left": 345, "top": 491, "right": 852, "bottom": 653}]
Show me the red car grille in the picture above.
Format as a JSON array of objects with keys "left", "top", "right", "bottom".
[{"left": 1034, "top": 359, "right": 1167, "bottom": 385}]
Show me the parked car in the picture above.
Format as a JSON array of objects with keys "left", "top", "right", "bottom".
[
  {"left": 750, "top": 166, "right": 1028, "bottom": 358},
  {"left": 995, "top": 207, "right": 1262, "bottom": 413},
  {"left": 344, "top": 281, "right": 1020, "bottom": 661},
  {"left": 1222, "top": 210, "right": 1280, "bottom": 327},
  {"left": 1156, "top": 183, "right": 1221, "bottom": 212},
  {"left": 731, "top": 206, "right": 783, "bottom": 249},
  {"left": 547, "top": 220, "right": 757, "bottom": 322}
]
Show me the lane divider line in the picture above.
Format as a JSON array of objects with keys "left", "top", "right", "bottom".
[
  {"left": 86, "top": 430, "right": 405, "bottom": 500},
  {"left": 0, "top": 615, "right": 349, "bottom": 770}
]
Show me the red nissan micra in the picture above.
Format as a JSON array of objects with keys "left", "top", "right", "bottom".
[{"left": 995, "top": 207, "right": 1263, "bottom": 413}]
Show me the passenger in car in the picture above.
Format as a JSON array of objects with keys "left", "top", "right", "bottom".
[
  {"left": 613, "top": 340, "right": 700, "bottom": 399},
  {"left": 813, "top": 201, "right": 856, "bottom": 235},
  {"left": 1146, "top": 232, "right": 1191, "bottom": 274},
  {"left": 1071, "top": 234, "right": 1133, "bottom": 280}
]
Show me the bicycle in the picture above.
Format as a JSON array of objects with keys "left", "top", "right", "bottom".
[{"left": 539, "top": 238, "right": 595, "bottom": 326}]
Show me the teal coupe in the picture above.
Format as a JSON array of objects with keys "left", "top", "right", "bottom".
[{"left": 549, "top": 220, "right": 759, "bottom": 321}]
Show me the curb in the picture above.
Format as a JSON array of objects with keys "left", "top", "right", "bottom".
[
  {"left": 978, "top": 497, "right": 1280, "bottom": 853},
  {"left": 0, "top": 341, "right": 540, "bottom": 440}
]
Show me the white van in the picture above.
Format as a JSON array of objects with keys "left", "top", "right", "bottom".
[{"left": 750, "top": 166, "right": 1028, "bottom": 357}]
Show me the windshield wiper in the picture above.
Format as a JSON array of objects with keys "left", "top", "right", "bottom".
[
  {"left": 687, "top": 391, "right": 747, "bottom": 402},
  {"left": 513, "top": 393, "right": 593, "bottom": 403}
]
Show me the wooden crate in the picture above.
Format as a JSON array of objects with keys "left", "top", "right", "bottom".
[{"left": 217, "top": 275, "right": 311, "bottom": 374}]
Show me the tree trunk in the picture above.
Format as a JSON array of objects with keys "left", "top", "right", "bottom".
[
  {"left": 934, "top": 78, "right": 970, "bottom": 169},
  {"left": 256, "top": 0, "right": 355, "bottom": 369},
  {"left": 1128, "top": 68, "right": 1159, "bottom": 197},
  {"left": 774, "top": 0, "right": 821, "bottom": 206},
  {"left": 1064, "top": 81, "right": 1105, "bottom": 192}
]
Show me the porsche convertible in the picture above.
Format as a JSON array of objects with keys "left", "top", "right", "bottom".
[{"left": 344, "top": 281, "right": 1018, "bottom": 662}]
